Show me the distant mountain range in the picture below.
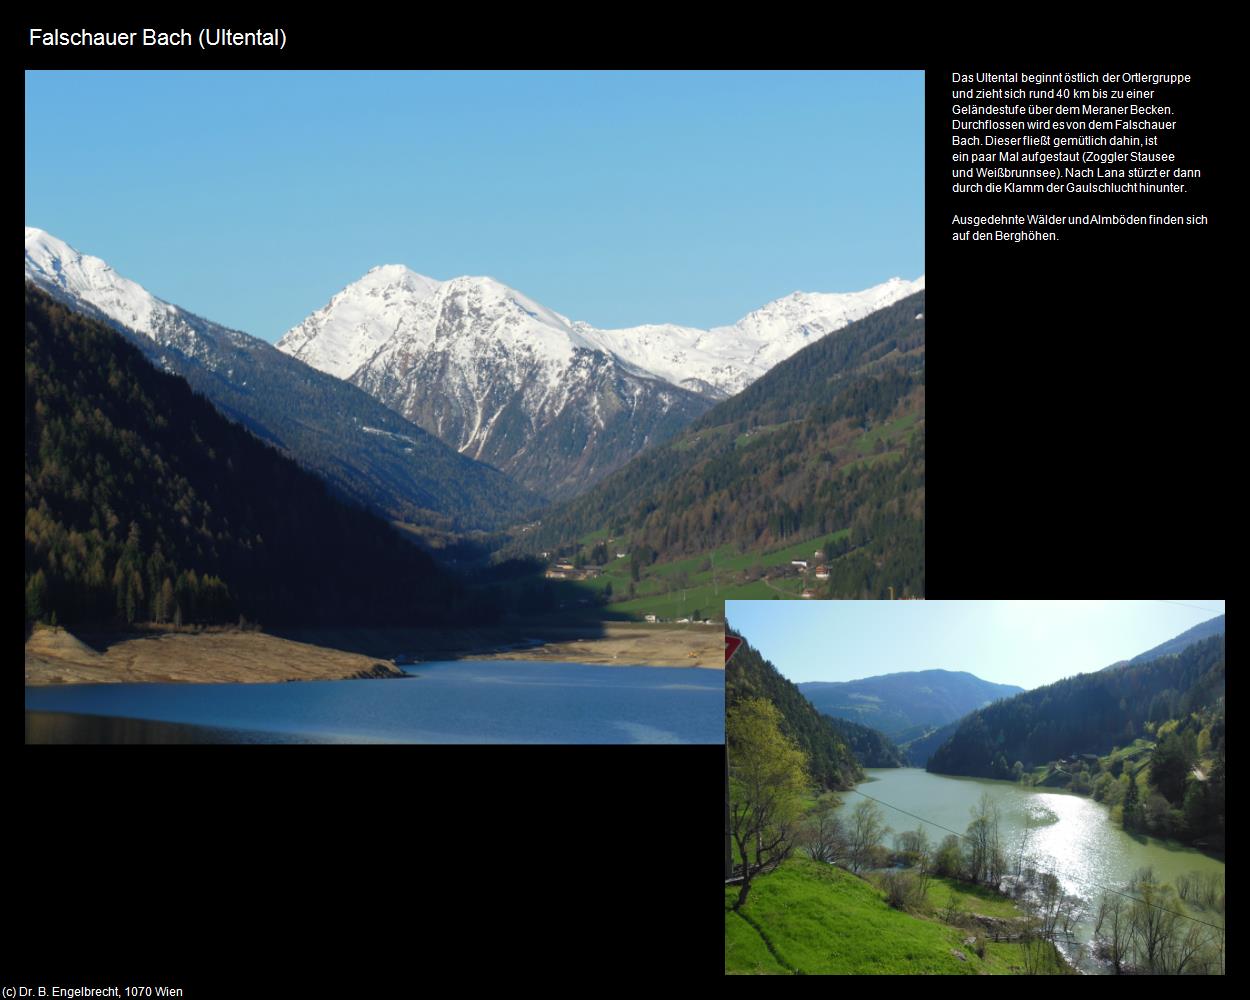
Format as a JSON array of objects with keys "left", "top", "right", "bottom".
[
  {"left": 27, "top": 226, "right": 923, "bottom": 523},
  {"left": 799, "top": 669, "right": 1023, "bottom": 738},
  {"left": 25, "top": 228, "right": 536, "bottom": 532},
  {"left": 280, "top": 267, "right": 712, "bottom": 500},
  {"left": 278, "top": 264, "right": 922, "bottom": 500}
]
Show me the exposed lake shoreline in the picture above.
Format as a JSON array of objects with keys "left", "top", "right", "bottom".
[{"left": 24, "top": 622, "right": 724, "bottom": 686}]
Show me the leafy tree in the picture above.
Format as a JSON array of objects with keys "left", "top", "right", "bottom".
[
  {"left": 1122, "top": 770, "right": 1142, "bottom": 831},
  {"left": 1150, "top": 730, "right": 1194, "bottom": 803},
  {"left": 799, "top": 795, "right": 847, "bottom": 865},
  {"left": 964, "top": 792, "right": 1003, "bottom": 885},
  {"left": 1094, "top": 892, "right": 1130, "bottom": 973},
  {"left": 727, "top": 698, "right": 810, "bottom": 910},
  {"left": 846, "top": 799, "right": 891, "bottom": 874},
  {"left": 929, "top": 834, "right": 961, "bottom": 878}
]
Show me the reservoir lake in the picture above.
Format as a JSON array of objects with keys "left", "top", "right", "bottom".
[
  {"left": 835, "top": 768, "right": 1225, "bottom": 972},
  {"left": 24, "top": 659, "right": 725, "bottom": 744}
]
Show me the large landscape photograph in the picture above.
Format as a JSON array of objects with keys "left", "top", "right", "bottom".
[{"left": 24, "top": 70, "right": 924, "bottom": 743}]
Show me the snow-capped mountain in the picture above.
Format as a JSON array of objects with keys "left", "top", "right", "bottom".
[
  {"left": 278, "top": 269, "right": 922, "bottom": 498},
  {"left": 24, "top": 227, "right": 538, "bottom": 530},
  {"left": 278, "top": 264, "right": 442, "bottom": 380},
  {"left": 279, "top": 270, "right": 713, "bottom": 499},
  {"left": 24, "top": 227, "right": 233, "bottom": 365},
  {"left": 578, "top": 275, "right": 926, "bottom": 398}
]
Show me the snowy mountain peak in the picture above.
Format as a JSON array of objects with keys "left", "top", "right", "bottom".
[
  {"left": 25, "top": 227, "right": 181, "bottom": 343},
  {"left": 430, "top": 275, "right": 597, "bottom": 355},
  {"left": 279, "top": 270, "right": 604, "bottom": 381},
  {"left": 361, "top": 263, "right": 441, "bottom": 288},
  {"left": 589, "top": 274, "right": 926, "bottom": 397},
  {"left": 276, "top": 265, "right": 444, "bottom": 380}
]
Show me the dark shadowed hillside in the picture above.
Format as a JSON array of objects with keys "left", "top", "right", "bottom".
[{"left": 24, "top": 286, "right": 472, "bottom": 629}]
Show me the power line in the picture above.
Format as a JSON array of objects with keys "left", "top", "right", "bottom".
[
  {"left": 844, "top": 786, "right": 1225, "bottom": 932},
  {"left": 1155, "top": 600, "right": 1224, "bottom": 615}
]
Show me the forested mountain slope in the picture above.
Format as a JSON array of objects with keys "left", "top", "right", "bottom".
[
  {"left": 726, "top": 626, "right": 863, "bottom": 790},
  {"left": 24, "top": 287, "right": 470, "bottom": 629},
  {"left": 522, "top": 292, "right": 926, "bottom": 598},
  {"left": 825, "top": 716, "right": 906, "bottom": 767},
  {"left": 927, "top": 635, "right": 1226, "bottom": 778}
]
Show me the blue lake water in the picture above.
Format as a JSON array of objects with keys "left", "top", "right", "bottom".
[{"left": 24, "top": 659, "right": 726, "bottom": 744}]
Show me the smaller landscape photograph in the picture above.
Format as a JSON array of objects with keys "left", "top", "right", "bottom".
[{"left": 724, "top": 599, "right": 1226, "bottom": 975}]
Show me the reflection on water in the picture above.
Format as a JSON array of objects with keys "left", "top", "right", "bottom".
[
  {"left": 24, "top": 659, "right": 726, "bottom": 744},
  {"left": 837, "top": 768, "right": 1225, "bottom": 974}
]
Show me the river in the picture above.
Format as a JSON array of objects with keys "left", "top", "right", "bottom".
[
  {"left": 24, "top": 659, "right": 725, "bottom": 744},
  {"left": 835, "top": 768, "right": 1225, "bottom": 973}
]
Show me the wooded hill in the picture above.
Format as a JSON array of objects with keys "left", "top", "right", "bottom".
[
  {"left": 24, "top": 286, "right": 473, "bottom": 629},
  {"left": 726, "top": 625, "right": 866, "bottom": 789},
  {"left": 927, "top": 635, "right": 1226, "bottom": 779},
  {"left": 827, "top": 715, "right": 906, "bottom": 768},
  {"left": 521, "top": 292, "right": 925, "bottom": 599}
]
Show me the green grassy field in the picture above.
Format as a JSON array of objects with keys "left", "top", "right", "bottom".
[{"left": 725, "top": 859, "right": 1069, "bottom": 975}]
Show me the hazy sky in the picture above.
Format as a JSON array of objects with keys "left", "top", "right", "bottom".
[
  {"left": 24, "top": 70, "right": 923, "bottom": 341},
  {"left": 726, "top": 600, "right": 1226, "bottom": 690}
]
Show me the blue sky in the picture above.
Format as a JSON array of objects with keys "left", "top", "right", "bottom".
[
  {"left": 25, "top": 70, "right": 923, "bottom": 341},
  {"left": 726, "top": 600, "right": 1226, "bottom": 690}
]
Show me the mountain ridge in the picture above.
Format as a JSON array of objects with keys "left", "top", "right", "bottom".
[
  {"left": 24, "top": 285, "right": 468, "bottom": 629},
  {"left": 24, "top": 227, "right": 537, "bottom": 531},
  {"left": 279, "top": 265, "right": 715, "bottom": 500},
  {"left": 276, "top": 264, "right": 922, "bottom": 500},
  {"left": 280, "top": 264, "right": 925, "bottom": 395},
  {"left": 799, "top": 668, "right": 1023, "bottom": 738}
]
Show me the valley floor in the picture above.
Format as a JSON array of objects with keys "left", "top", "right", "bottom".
[{"left": 24, "top": 621, "right": 723, "bottom": 685}]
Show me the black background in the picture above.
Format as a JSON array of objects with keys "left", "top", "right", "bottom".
[{"left": 21, "top": 19, "right": 1227, "bottom": 989}]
